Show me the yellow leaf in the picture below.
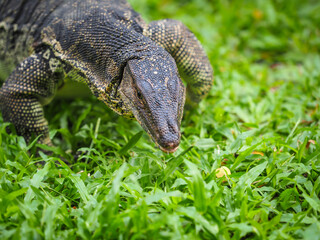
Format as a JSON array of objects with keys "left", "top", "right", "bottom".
[{"left": 216, "top": 167, "right": 231, "bottom": 178}]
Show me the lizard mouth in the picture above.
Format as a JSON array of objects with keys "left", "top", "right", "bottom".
[
  {"left": 159, "top": 145, "right": 179, "bottom": 153},
  {"left": 157, "top": 136, "right": 180, "bottom": 153}
]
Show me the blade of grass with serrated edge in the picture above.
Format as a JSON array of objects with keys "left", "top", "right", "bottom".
[
  {"left": 69, "top": 174, "right": 93, "bottom": 204},
  {"left": 18, "top": 200, "right": 38, "bottom": 225},
  {"left": 185, "top": 160, "right": 207, "bottom": 213},
  {"left": 236, "top": 161, "right": 268, "bottom": 195},
  {"left": 157, "top": 146, "right": 193, "bottom": 185},
  {"left": 5, "top": 188, "right": 28, "bottom": 201},
  {"left": 74, "top": 105, "right": 91, "bottom": 133},
  {"left": 311, "top": 176, "right": 320, "bottom": 196},
  {"left": 89, "top": 117, "right": 101, "bottom": 150},
  {"left": 285, "top": 119, "right": 301, "bottom": 143},
  {"left": 104, "top": 163, "right": 128, "bottom": 218},
  {"left": 297, "top": 137, "right": 308, "bottom": 163},
  {"left": 109, "top": 162, "right": 128, "bottom": 198},
  {"left": 56, "top": 158, "right": 72, "bottom": 172},
  {"left": 298, "top": 184, "right": 320, "bottom": 212},
  {"left": 144, "top": 190, "right": 183, "bottom": 205},
  {"left": 118, "top": 131, "right": 143, "bottom": 155},
  {"left": 26, "top": 135, "right": 41, "bottom": 151},
  {"left": 304, "top": 149, "right": 320, "bottom": 164},
  {"left": 177, "top": 206, "right": 218, "bottom": 236},
  {"left": 5, "top": 160, "right": 26, "bottom": 172},
  {"left": 30, "top": 186, "right": 52, "bottom": 205},
  {"left": 231, "top": 140, "right": 265, "bottom": 171},
  {"left": 24, "top": 162, "right": 51, "bottom": 202},
  {"left": 43, "top": 204, "right": 58, "bottom": 240}
]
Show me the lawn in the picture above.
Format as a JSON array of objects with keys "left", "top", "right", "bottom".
[{"left": 1, "top": 0, "right": 320, "bottom": 239}]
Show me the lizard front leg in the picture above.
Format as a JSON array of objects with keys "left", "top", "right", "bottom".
[
  {"left": 144, "top": 19, "right": 213, "bottom": 107},
  {"left": 0, "top": 49, "right": 64, "bottom": 145}
]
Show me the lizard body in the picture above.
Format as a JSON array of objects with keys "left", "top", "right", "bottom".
[{"left": 0, "top": 0, "right": 213, "bottom": 153}]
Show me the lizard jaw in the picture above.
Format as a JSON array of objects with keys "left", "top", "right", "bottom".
[
  {"left": 134, "top": 113, "right": 181, "bottom": 153},
  {"left": 159, "top": 145, "right": 179, "bottom": 153}
]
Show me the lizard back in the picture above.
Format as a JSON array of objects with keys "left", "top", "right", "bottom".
[{"left": 0, "top": 0, "right": 147, "bottom": 79}]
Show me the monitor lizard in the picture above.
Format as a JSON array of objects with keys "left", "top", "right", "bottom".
[{"left": 0, "top": 0, "right": 213, "bottom": 153}]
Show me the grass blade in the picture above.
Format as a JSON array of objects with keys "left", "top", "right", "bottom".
[
  {"left": 69, "top": 174, "right": 92, "bottom": 204},
  {"left": 157, "top": 146, "right": 193, "bottom": 185},
  {"left": 118, "top": 131, "right": 143, "bottom": 155},
  {"left": 185, "top": 160, "right": 207, "bottom": 213},
  {"left": 24, "top": 163, "right": 51, "bottom": 202}
]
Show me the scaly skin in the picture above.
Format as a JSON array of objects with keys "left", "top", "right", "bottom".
[
  {"left": 0, "top": 0, "right": 213, "bottom": 153},
  {"left": 144, "top": 19, "right": 213, "bottom": 106}
]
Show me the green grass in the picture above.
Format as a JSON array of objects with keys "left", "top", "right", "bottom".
[{"left": 1, "top": 0, "right": 320, "bottom": 239}]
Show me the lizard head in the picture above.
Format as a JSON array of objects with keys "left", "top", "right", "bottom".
[{"left": 119, "top": 56, "right": 185, "bottom": 153}]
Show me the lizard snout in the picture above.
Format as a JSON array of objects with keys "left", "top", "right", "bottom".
[{"left": 157, "top": 122, "right": 181, "bottom": 153}]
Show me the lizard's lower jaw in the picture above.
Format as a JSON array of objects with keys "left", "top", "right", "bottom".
[
  {"left": 160, "top": 145, "right": 179, "bottom": 153},
  {"left": 158, "top": 139, "right": 180, "bottom": 153}
]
